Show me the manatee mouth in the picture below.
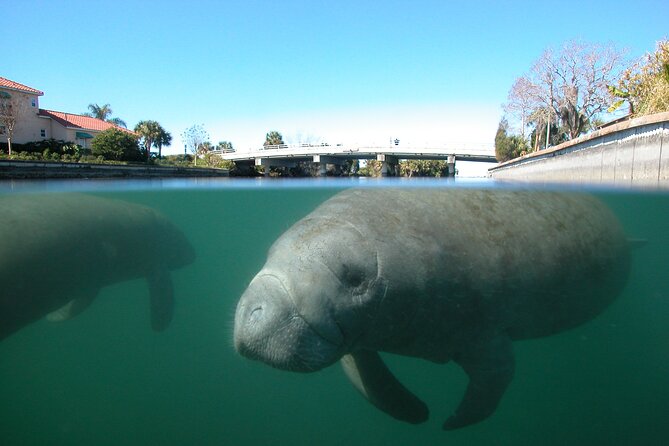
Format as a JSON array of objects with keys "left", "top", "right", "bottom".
[
  {"left": 235, "top": 313, "right": 341, "bottom": 372},
  {"left": 233, "top": 274, "right": 344, "bottom": 372}
]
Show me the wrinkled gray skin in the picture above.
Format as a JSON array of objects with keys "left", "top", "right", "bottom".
[
  {"left": 234, "top": 188, "right": 631, "bottom": 430},
  {"left": 0, "top": 193, "right": 195, "bottom": 341}
]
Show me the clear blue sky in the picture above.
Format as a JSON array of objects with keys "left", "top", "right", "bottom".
[{"left": 3, "top": 0, "right": 668, "bottom": 154}]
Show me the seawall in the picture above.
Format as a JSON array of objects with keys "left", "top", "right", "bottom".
[
  {"left": 489, "top": 112, "right": 669, "bottom": 188},
  {"left": 0, "top": 159, "right": 229, "bottom": 179}
]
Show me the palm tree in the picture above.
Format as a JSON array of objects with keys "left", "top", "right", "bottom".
[
  {"left": 218, "top": 141, "right": 234, "bottom": 152},
  {"left": 84, "top": 103, "right": 127, "bottom": 128},
  {"left": 264, "top": 130, "right": 284, "bottom": 147},
  {"left": 134, "top": 120, "right": 162, "bottom": 160},
  {"left": 155, "top": 128, "right": 172, "bottom": 159},
  {"left": 199, "top": 141, "right": 213, "bottom": 154}
]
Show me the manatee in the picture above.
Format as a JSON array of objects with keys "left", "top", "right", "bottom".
[
  {"left": 234, "top": 188, "right": 632, "bottom": 430},
  {"left": 0, "top": 193, "right": 195, "bottom": 341}
]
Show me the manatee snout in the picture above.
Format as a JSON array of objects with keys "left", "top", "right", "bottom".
[{"left": 234, "top": 273, "right": 342, "bottom": 372}]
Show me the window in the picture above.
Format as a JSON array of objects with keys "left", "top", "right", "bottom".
[
  {"left": 40, "top": 129, "right": 46, "bottom": 138},
  {"left": 31, "top": 98, "right": 37, "bottom": 107}
]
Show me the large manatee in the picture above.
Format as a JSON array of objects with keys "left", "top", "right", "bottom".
[
  {"left": 234, "top": 188, "right": 631, "bottom": 430},
  {"left": 0, "top": 193, "right": 195, "bottom": 341}
]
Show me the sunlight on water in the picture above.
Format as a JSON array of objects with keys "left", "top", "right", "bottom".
[{"left": 1, "top": 178, "right": 668, "bottom": 446}]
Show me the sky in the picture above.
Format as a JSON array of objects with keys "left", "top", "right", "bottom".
[{"left": 3, "top": 0, "right": 668, "bottom": 157}]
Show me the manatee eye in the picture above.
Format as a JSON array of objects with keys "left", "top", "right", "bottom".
[{"left": 342, "top": 264, "right": 365, "bottom": 288}]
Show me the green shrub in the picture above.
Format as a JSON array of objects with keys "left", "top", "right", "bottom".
[
  {"left": 155, "top": 154, "right": 194, "bottom": 167},
  {"left": 201, "top": 152, "right": 234, "bottom": 169},
  {"left": 10, "top": 151, "right": 41, "bottom": 161},
  {"left": 91, "top": 128, "right": 143, "bottom": 161},
  {"left": 22, "top": 139, "right": 82, "bottom": 155}
]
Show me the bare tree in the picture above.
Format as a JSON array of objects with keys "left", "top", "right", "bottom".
[
  {"left": 182, "top": 124, "right": 209, "bottom": 166},
  {"left": 505, "top": 40, "right": 625, "bottom": 148},
  {"left": 503, "top": 76, "right": 539, "bottom": 141},
  {"left": 530, "top": 41, "right": 625, "bottom": 139},
  {"left": 0, "top": 91, "right": 26, "bottom": 156}
]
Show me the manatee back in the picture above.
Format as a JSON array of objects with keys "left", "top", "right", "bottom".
[{"left": 311, "top": 189, "right": 630, "bottom": 341}]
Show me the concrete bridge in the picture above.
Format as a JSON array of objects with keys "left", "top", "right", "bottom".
[{"left": 212, "top": 143, "right": 497, "bottom": 176}]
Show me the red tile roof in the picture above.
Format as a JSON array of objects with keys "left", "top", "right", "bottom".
[
  {"left": 0, "top": 76, "right": 44, "bottom": 96},
  {"left": 39, "top": 109, "right": 134, "bottom": 134}
]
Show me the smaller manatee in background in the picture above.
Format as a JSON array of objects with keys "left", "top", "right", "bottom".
[{"left": 0, "top": 193, "right": 196, "bottom": 341}]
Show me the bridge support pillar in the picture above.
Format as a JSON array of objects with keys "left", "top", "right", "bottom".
[
  {"left": 313, "top": 155, "right": 344, "bottom": 177},
  {"left": 255, "top": 158, "right": 271, "bottom": 176},
  {"left": 376, "top": 154, "right": 399, "bottom": 177},
  {"left": 447, "top": 154, "right": 456, "bottom": 177},
  {"left": 255, "top": 158, "right": 296, "bottom": 176}
]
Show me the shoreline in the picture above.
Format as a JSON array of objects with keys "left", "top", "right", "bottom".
[{"left": 0, "top": 159, "right": 229, "bottom": 180}]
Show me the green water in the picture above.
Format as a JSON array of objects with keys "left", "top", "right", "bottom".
[{"left": 1, "top": 179, "right": 668, "bottom": 445}]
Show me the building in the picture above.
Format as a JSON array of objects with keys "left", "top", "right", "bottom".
[{"left": 0, "top": 76, "right": 129, "bottom": 150}]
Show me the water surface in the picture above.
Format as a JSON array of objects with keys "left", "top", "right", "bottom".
[{"left": 1, "top": 178, "right": 667, "bottom": 445}]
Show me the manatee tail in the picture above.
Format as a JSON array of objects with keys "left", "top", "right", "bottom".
[
  {"left": 341, "top": 350, "right": 429, "bottom": 424},
  {"left": 147, "top": 266, "right": 174, "bottom": 331}
]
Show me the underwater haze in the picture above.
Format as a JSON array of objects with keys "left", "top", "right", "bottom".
[{"left": 1, "top": 178, "right": 668, "bottom": 446}]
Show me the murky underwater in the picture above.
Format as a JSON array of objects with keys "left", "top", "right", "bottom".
[{"left": 1, "top": 178, "right": 668, "bottom": 446}]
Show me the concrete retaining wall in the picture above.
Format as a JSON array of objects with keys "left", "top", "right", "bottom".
[
  {"left": 489, "top": 112, "right": 669, "bottom": 188},
  {"left": 0, "top": 160, "right": 229, "bottom": 179}
]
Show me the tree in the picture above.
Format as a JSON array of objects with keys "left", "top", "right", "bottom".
[
  {"left": 91, "top": 128, "right": 142, "bottom": 161},
  {"left": 84, "top": 103, "right": 127, "bottom": 128},
  {"left": 503, "top": 77, "right": 538, "bottom": 141},
  {"left": 400, "top": 160, "right": 449, "bottom": 177},
  {"left": 155, "top": 128, "right": 172, "bottom": 159},
  {"left": 529, "top": 117, "right": 565, "bottom": 152},
  {"left": 182, "top": 124, "right": 209, "bottom": 166},
  {"left": 505, "top": 40, "right": 625, "bottom": 146},
  {"left": 217, "top": 141, "right": 234, "bottom": 152},
  {"left": 609, "top": 39, "right": 669, "bottom": 116},
  {"left": 264, "top": 131, "right": 284, "bottom": 147},
  {"left": 196, "top": 142, "right": 214, "bottom": 167},
  {"left": 0, "top": 91, "right": 25, "bottom": 156},
  {"left": 134, "top": 120, "right": 166, "bottom": 161},
  {"left": 527, "top": 106, "right": 565, "bottom": 151},
  {"left": 358, "top": 160, "right": 383, "bottom": 177},
  {"left": 495, "top": 118, "right": 529, "bottom": 162}
]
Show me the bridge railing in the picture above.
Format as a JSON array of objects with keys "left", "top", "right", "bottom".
[
  {"left": 213, "top": 142, "right": 495, "bottom": 158},
  {"left": 257, "top": 143, "right": 492, "bottom": 152},
  {"left": 261, "top": 143, "right": 342, "bottom": 150}
]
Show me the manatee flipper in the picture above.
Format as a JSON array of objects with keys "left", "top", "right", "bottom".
[
  {"left": 46, "top": 290, "right": 98, "bottom": 322},
  {"left": 341, "top": 349, "right": 429, "bottom": 424},
  {"left": 147, "top": 266, "right": 174, "bottom": 331},
  {"left": 444, "top": 333, "right": 515, "bottom": 430}
]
